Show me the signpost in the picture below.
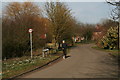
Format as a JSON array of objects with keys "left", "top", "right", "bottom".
[{"left": 29, "top": 29, "right": 33, "bottom": 58}]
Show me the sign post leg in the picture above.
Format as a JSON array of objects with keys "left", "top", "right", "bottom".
[{"left": 30, "top": 32, "right": 32, "bottom": 58}]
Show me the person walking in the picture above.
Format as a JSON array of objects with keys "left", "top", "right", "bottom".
[{"left": 62, "top": 40, "right": 67, "bottom": 59}]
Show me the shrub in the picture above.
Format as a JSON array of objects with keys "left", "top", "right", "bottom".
[{"left": 97, "top": 27, "right": 118, "bottom": 50}]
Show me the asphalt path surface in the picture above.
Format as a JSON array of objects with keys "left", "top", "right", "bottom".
[{"left": 20, "top": 44, "right": 118, "bottom": 78}]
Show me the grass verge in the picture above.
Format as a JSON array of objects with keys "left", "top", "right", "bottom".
[
  {"left": 2, "top": 51, "right": 63, "bottom": 79},
  {"left": 92, "top": 46, "right": 119, "bottom": 57},
  {"left": 75, "top": 40, "right": 95, "bottom": 45}
]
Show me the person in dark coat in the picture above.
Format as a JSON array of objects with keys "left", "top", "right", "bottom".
[{"left": 62, "top": 40, "right": 67, "bottom": 59}]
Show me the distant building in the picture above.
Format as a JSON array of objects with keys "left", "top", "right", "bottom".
[
  {"left": 92, "top": 24, "right": 103, "bottom": 40},
  {"left": 72, "top": 36, "right": 84, "bottom": 43}
]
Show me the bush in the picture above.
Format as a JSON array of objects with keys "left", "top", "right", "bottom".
[{"left": 97, "top": 27, "right": 118, "bottom": 50}]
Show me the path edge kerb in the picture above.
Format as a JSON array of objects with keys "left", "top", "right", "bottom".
[{"left": 4, "top": 55, "right": 63, "bottom": 80}]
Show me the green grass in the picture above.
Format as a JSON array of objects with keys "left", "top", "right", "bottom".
[
  {"left": 0, "top": 61, "right": 2, "bottom": 80},
  {"left": 2, "top": 51, "right": 62, "bottom": 78},
  {"left": 76, "top": 40, "right": 95, "bottom": 44},
  {"left": 92, "top": 46, "right": 119, "bottom": 57},
  {"left": 2, "top": 44, "right": 74, "bottom": 79}
]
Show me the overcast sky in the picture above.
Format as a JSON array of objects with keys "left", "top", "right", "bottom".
[
  {"left": 35, "top": 2, "right": 115, "bottom": 24},
  {"left": 1, "top": 2, "right": 115, "bottom": 24},
  {"left": 66, "top": 2, "right": 114, "bottom": 24}
]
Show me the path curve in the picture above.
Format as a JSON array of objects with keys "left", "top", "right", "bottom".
[{"left": 20, "top": 44, "right": 118, "bottom": 78}]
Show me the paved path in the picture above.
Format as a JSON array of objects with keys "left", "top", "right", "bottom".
[{"left": 20, "top": 44, "right": 118, "bottom": 78}]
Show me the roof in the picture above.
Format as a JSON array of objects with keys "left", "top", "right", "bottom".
[{"left": 94, "top": 25, "right": 102, "bottom": 32}]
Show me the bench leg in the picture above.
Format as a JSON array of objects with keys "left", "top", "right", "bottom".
[{"left": 42, "top": 52, "right": 44, "bottom": 57}]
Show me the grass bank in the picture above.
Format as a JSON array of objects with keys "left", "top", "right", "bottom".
[
  {"left": 2, "top": 51, "right": 63, "bottom": 79},
  {"left": 75, "top": 40, "right": 95, "bottom": 44},
  {"left": 92, "top": 46, "right": 119, "bottom": 57}
]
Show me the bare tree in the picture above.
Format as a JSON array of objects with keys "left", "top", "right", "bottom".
[
  {"left": 106, "top": 0, "right": 120, "bottom": 21},
  {"left": 2, "top": 2, "right": 46, "bottom": 59},
  {"left": 45, "top": 2, "right": 75, "bottom": 45}
]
